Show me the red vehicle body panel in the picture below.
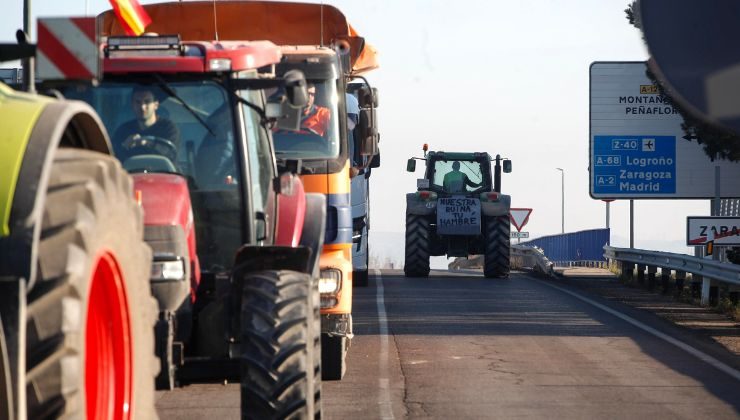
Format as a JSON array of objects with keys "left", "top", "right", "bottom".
[
  {"left": 132, "top": 173, "right": 200, "bottom": 297},
  {"left": 275, "top": 175, "right": 306, "bottom": 248}
]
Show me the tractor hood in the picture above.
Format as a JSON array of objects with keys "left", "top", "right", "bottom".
[{"left": 132, "top": 173, "right": 192, "bottom": 233}]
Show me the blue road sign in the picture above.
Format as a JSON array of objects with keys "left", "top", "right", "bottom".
[{"left": 592, "top": 135, "right": 676, "bottom": 195}]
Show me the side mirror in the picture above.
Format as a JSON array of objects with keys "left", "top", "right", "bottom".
[
  {"left": 266, "top": 99, "right": 302, "bottom": 131},
  {"left": 503, "top": 159, "right": 512, "bottom": 173},
  {"left": 283, "top": 69, "right": 308, "bottom": 108},
  {"left": 358, "top": 108, "right": 379, "bottom": 156},
  {"left": 370, "top": 153, "right": 380, "bottom": 168},
  {"left": 407, "top": 158, "right": 416, "bottom": 172},
  {"left": 357, "top": 86, "right": 379, "bottom": 109}
]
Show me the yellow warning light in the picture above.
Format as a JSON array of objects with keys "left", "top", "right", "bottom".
[{"left": 706, "top": 240, "right": 714, "bottom": 256}]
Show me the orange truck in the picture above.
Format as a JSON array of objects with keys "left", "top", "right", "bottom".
[{"left": 101, "top": 0, "right": 381, "bottom": 380}]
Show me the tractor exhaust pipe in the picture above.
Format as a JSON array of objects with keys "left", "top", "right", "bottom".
[{"left": 494, "top": 154, "right": 501, "bottom": 193}]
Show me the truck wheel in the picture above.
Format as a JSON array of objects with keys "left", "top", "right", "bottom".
[
  {"left": 404, "top": 214, "right": 430, "bottom": 277},
  {"left": 321, "top": 334, "right": 347, "bottom": 380},
  {"left": 484, "top": 216, "right": 511, "bottom": 278},
  {"left": 354, "top": 248, "right": 369, "bottom": 288},
  {"left": 240, "top": 270, "right": 317, "bottom": 419},
  {"left": 26, "top": 149, "right": 157, "bottom": 419}
]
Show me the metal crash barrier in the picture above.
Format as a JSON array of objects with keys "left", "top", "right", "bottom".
[{"left": 604, "top": 245, "right": 740, "bottom": 306}]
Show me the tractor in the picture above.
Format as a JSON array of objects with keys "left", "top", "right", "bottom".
[
  {"left": 405, "top": 147, "right": 512, "bottom": 278},
  {"left": 107, "top": 0, "right": 382, "bottom": 381}
]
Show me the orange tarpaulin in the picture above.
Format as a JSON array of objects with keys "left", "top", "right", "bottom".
[{"left": 98, "top": 1, "right": 377, "bottom": 74}]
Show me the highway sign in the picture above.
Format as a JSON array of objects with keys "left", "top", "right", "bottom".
[
  {"left": 589, "top": 62, "right": 740, "bottom": 199},
  {"left": 510, "top": 231, "right": 529, "bottom": 239},
  {"left": 687, "top": 216, "right": 740, "bottom": 246},
  {"left": 509, "top": 208, "right": 532, "bottom": 232}
]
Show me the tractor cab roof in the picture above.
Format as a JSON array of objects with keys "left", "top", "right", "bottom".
[
  {"left": 426, "top": 151, "right": 492, "bottom": 161},
  {"left": 103, "top": 37, "right": 282, "bottom": 74}
]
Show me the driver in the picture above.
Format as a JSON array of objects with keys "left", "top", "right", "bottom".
[
  {"left": 113, "top": 86, "right": 180, "bottom": 160},
  {"left": 443, "top": 161, "right": 481, "bottom": 193},
  {"left": 300, "top": 83, "right": 330, "bottom": 136}
]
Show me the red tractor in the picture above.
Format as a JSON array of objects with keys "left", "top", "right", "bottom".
[{"left": 50, "top": 29, "right": 326, "bottom": 418}]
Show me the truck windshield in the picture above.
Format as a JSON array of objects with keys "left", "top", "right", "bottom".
[
  {"left": 430, "top": 159, "right": 487, "bottom": 194},
  {"left": 60, "top": 80, "right": 235, "bottom": 182},
  {"left": 270, "top": 78, "right": 341, "bottom": 159}
]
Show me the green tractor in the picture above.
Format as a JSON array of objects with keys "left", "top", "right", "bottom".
[{"left": 405, "top": 147, "right": 512, "bottom": 278}]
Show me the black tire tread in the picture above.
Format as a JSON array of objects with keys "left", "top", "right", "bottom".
[
  {"left": 240, "top": 270, "right": 318, "bottom": 419},
  {"left": 404, "top": 214, "right": 430, "bottom": 277},
  {"left": 484, "top": 215, "right": 511, "bottom": 278}
]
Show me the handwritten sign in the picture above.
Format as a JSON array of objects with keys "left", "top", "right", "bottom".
[{"left": 437, "top": 197, "right": 481, "bottom": 235}]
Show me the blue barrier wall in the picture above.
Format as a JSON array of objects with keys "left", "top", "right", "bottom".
[{"left": 520, "top": 228, "right": 610, "bottom": 264}]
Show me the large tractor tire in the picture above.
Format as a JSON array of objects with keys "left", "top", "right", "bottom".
[
  {"left": 404, "top": 214, "right": 430, "bottom": 277},
  {"left": 26, "top": 149, "right": 157, "bottom": 419},
  {"left": 484, "top": 215, "right": 511, "bottom": 278},
  {"left": 239, "top": 270, "right": 319, "bottom": 419}
]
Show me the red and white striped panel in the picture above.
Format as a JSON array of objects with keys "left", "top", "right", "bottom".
[{"left": 37, "top": 17, "right": 99, "bottom": 80}]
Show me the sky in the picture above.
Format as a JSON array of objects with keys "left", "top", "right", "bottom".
[{"left": 1, "top": 0, "right": 713, "bottom": 260}]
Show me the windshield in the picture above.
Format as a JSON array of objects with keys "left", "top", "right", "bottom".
[
  {"left": 270, "top": 78, "right": 341, "bottom": 159},
  {"left": 61, "top": 81, "right": 233, "bottom": 178},
  {"left": 429, "top": 159, "right": 488, "bottom": 194},
  {"left": 61, "top": 80, "right": 246, "bottom": 272}
]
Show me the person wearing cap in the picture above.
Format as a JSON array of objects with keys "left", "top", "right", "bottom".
[{"left": 443, "top": 161, "right": 481, "bottom": 193}]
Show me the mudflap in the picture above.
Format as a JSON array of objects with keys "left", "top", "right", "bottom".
[{"left": 233, "top": 245, "right": 313, "bottom": 275}]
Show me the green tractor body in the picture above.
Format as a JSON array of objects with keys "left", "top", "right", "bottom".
[{"left": 405, "top": 151, "right": 512, "bottom": 278}]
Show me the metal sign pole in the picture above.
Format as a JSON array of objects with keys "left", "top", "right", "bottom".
[
  {"left": 606, "top": 201, "right": 610, "bottom": 229},
  {"left": 713, "top": 166, "right": 721, "bottom": 261},
  {"left": 629, "top": 200, "right": 634, "bottom": 248},
  {"left": 22, "top": 0, "right": 35, "bottom": 93}
]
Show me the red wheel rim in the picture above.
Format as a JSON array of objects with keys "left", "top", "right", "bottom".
[{"left": 85, "top": 252, "right": 133, "bottom": 420}]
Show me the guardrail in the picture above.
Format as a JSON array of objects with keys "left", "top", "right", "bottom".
[
  {"left": 511, "top": 244, "right": 555, "bottom": 275},
  {"left": 604, "top": 245, "right": 740, "bottom": 305}
]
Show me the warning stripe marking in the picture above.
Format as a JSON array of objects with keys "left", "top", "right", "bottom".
[{"left": 37, "top": 18, "right": 97, "bottom": 79}]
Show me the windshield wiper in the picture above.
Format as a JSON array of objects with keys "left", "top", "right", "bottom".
[
  {"left": 461, "top": 161, "right": 482, "bottom": 182},
  {"left": 153, "top": 74, "right": 214, "bottom": 136}
]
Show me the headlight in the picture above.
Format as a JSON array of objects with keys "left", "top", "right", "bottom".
[
  {"left": 319, "top": 269, "right": 342, "bottom": 295},
  {"left": 151, "top": 258, "right": 186, "bottom": 282}
]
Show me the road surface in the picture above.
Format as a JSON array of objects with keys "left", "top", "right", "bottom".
[{"left": 156, "top": 269, "right": 740, "bottom": 419}]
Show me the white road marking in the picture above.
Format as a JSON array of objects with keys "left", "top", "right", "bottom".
[
  {"left": 374, "top": 268, "right": 394, "bottom": 420},
  {"left": 536, "top": 276, "right": 740, "bottom": 382}
]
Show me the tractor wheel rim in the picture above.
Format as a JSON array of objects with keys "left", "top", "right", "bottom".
[{"left": 85, "top": 252, "right": 133, "bottom": 420}]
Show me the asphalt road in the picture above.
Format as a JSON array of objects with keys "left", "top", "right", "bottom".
[{"left": 156, "top": 269, "right": 740, "bottom": 419}]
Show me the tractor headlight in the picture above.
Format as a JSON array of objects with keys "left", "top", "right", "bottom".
[
  {"left": 319, "top": 269, "right": 342, "bottom": 294},
  {"left": 151, "top": 257, "right": 186, "bottom": 282}
]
